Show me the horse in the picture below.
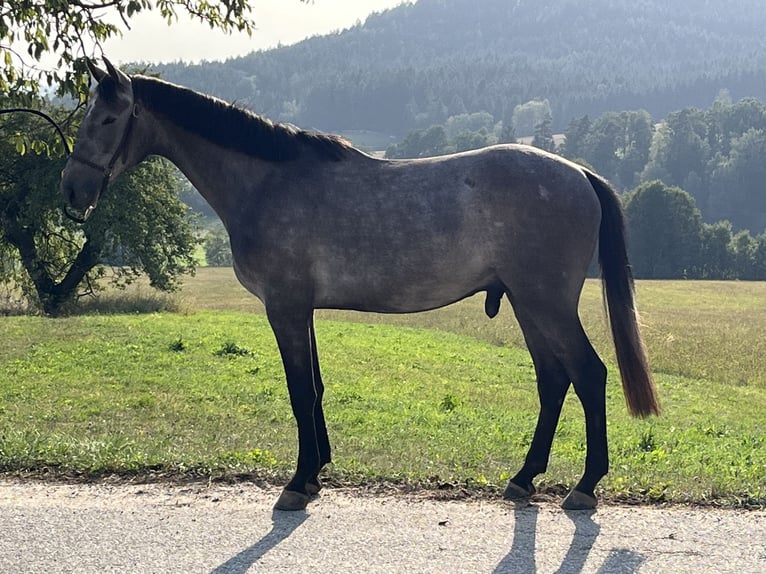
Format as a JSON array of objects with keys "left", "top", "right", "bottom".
[{"left": 60, "top": 58, "right": 660, "bottom": 512}]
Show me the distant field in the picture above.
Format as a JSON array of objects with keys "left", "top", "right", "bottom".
[
  {"left": 179, "top": 268, "right": 766, "bottom": 389},
  {"left": 0, "top": 268, "right": 764, "bottom": 506}
]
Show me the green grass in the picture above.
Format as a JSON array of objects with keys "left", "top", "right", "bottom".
[
  {"left": 1, "top": 269, "right": 765, "bottom": 507},
  {"left": 172, "top": 268, "right": 766, "bottom": 389}
]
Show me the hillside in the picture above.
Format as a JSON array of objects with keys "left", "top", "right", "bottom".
[{"left": 150, "top": 0, "right": 766, "bottom": 136}]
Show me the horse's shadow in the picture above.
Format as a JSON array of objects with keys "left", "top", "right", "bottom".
[
  {"left": 209, "top": 509, "right": 308, "bottom": 574},
  {"left": 493, "top": 504, "right": 646, "bottom": 574},
  {"left": 211, "top": 501, "right": 646, "bottom": 574}
]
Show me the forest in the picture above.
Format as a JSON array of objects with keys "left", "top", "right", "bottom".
[{"left": 151, "top": 0, "right": 766, "bottom": 135}]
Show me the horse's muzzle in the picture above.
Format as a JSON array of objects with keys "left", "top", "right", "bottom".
[
  {"left": 60, "top": 180, "right": 96, "bottom": 223},
  {"left": 63, "top": 204, "right": 95, "bottom": 224}
]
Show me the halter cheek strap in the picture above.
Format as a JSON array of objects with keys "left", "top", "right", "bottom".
[{"left": 67, "top": 103, "right": 139, "bottom": 205}]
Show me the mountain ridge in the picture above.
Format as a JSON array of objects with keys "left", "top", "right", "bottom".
[{"left": 150, "top": 0, "right": 766, "bottom": 135}]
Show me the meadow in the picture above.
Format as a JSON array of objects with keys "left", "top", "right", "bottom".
[{"left": 1, "top": 268, "right": 764, "bottom": 507}]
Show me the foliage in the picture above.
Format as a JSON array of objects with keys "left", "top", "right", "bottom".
[
  {"left": 622, "top": 181, "right": 766, "bottom": 280},
  {"left": 531, "top": 116, "right": 554, "bottom": 152},
  {"left": 565, "top": 110, "right": 653, "bottom": 189},
  {"left": 623, "top": 181, "right": 703, "bottom": 278},
  {"left": 512, "top": 99, "right": 552, "bottom": 137},
  {"left": 0, "top": 0, "right": 259, "bottom": 104},
  {"left": 152, "top": 0, "right": 766, "bottom": 136},
  {"left": 129, "top": 0, "right": 766, "bottom": 236},
  {"left": 386, "top": 125, "right": 449, "bottom": 158},
  {"left": 0, "top": 0, "right": 277, "bottom": 314},
  {"left": 0, "top": 106, "right": 200, "bottom": 315},
  {"left": 710, "top": 127, "right": 766, "bottom": 233},
  {"left": 641, "top": 98, "right": 766, "bottom": 233},
  {"left": 444, "top": 111, "right": 496, "bottom": 140},
  {"left": 203, "top": 227, "right": 233, "bottom": 267},
  {"left": 385, "top": 113, "right": 504, "bottom": 158},
  {"left": 563, "top": 97, "right": 766, "bottom": 234}
]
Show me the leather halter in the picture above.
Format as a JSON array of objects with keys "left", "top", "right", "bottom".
[{"left": 65, "top": 103, "right": 139, "bottom": 222}]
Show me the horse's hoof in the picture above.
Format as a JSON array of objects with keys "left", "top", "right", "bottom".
[
  {"left": 503, "top": 481, "right": 535, "bottom": 502},
  {"left": 306, "top": 479, "right": 322, "bottom": 496},
  {"left": 561, "top": 489, "right": 598, "bottom": 510},
  {"left": 274, "top": 489, "right": 311, "bottom": 511}
]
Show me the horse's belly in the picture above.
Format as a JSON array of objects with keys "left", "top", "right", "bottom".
[{"left": 312, "top": 262, "right": 494, "bottom": 313}]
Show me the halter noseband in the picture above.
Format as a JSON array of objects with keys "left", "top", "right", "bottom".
[{"left": 65, "top": 102, "right": 139, "bottom": 222}]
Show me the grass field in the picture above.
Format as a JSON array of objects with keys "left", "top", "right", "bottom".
[{"left": 1, "top": 268, "right": 764, "bottom": 507}]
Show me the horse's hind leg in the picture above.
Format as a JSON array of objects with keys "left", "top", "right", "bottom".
[
  {"left": 505, "top": 289, "right": 608, "bottom": 510},
  {"left": 503, "top": 307, "right": 571, "bottom": 501}
]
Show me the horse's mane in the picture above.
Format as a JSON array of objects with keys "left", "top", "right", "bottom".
[{"left": 130, "top": 75, "right": 353, "bottom": 162}]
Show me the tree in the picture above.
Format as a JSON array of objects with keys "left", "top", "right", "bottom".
[
  {"left": 616, "top": 110, "right": 653, "bottom": 189},
  {"left": 1, "top": 1, "right": 262, "bottom": 103},
  {"left": 710, "top": 128, "right": 766, "bottom": 233},
  {"left": 531, "top": 117, "right": 555, "bottom": 152},
  {"left": 444, "top": 112, "right": 495, "bottom": 140},
  {"left": 623, "top": 181, "right": 704, "bottom": 278},
  {"left": 699, "top": 220, "right": 735, "bottom": 279},
  {"left": 498, "top": 120, "right": 517, "bottom": 144},
  {"left": 730, "top": 230, "right": 760, "bottom": 280},
  {"left": 385, "top": 125, "right": 449, "bottom": 158},
  {"left": 204, "top": 227, "right": 233, "bottom": 267},
  {"left": 641, "top": 109, "right": 710, "bottom": 202},
  {"left": 512, "top": 99, "right": 552, "bottom": 137},
  {"left": 453, "top": 129, "right": 494, "bottom": 152},
  {"left": 562, "top": 115, "right": 591, "bottom": 159},
  {"left": 574, "top": 110, "right": 653, "bottom": 190},
  {"left": 1, "top": 1, "right": 259, "bottom": 314},
  {"left": 1, "top": 108, "right": 199, "bottom": 315}
]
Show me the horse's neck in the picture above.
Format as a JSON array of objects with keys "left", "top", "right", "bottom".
[{"left": 142, "top": 108, "right": 269, "bottom": 225}]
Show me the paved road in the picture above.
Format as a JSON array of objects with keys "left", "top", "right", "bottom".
[{"left": 1, "top": 480, "right": 764, "bottom": 573}]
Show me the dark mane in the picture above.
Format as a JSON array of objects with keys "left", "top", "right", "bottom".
[{"left": 129, "top": 75, "right": 353, "bottom": 162}]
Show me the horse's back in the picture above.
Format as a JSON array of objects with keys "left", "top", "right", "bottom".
[{"left": 369, "top": 144, "right": 602, "bottom": 264}]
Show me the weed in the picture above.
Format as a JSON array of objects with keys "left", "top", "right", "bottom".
[
  {"left": 169, "top": 337, "right": 187, "bottom": 352},
  {"left": 214, "top": 341, "right": 252, "bottom": 357},
  {"left": 638, "top": 428, "right": 656, "bottom": 452},
  {"left": 439, "top": 394, "right": 460, "bottom": 412}
]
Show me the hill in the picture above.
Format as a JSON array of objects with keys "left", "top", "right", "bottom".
[{"left": 150, "top": 0, "right": 766, "bottom": 136}]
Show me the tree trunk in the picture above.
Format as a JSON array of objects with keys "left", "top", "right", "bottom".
[{"left": 1, "top": 210, "right": 99, "bottom": 316}]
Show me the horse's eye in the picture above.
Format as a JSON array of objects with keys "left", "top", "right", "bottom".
[{"left": 101, "top": 117, "right": 117, "bottom": 126}]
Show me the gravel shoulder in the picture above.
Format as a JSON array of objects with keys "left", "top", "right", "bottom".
[{"left": 1, "top": 479, "right": 765, "bottom": 574}]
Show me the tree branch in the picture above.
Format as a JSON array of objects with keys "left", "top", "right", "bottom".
[{"left": 67, "top": 0, "right": 124, "bottom": 10}]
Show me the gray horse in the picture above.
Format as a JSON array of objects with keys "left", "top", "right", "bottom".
[{"left": 60, "top": 59, "right": 659, "bottom": 511}]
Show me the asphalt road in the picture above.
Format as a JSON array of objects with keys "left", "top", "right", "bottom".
[{"left": 1, "top": 480, "right": 764, "bottom": 573}]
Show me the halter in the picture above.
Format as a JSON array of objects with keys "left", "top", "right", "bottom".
[{"left": 65, "top": 102, "right": 139, "bottom": 222}]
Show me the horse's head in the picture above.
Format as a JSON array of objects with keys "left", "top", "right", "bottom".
[{"left": 60, "top": 58, "right": 137, "bottom": 222}]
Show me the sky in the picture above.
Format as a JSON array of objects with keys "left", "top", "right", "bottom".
[{"left": 102, "top": 0, "right": 407, "bottom": 64}]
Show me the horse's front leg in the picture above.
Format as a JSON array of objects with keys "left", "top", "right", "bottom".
[
  {"left": 267, "top": 305, "right": 324, "bottom": 511},
  {"left": 306, "top": 319, "right": 331, "bottom": 496}
]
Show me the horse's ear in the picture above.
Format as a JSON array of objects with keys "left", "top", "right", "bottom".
[
  {"left": 86, "top": 58, "right": 108, "bottom": 83},
  {"left": 103, "top": 57, "right": 130, "bottom": 87}
]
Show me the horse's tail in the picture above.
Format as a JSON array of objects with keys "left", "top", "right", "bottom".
[{"left": 584, "top": 169, "right": 660, "bottom": 418}]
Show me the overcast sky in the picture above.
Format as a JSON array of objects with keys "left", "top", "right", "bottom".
[{"left": 102, "top": 0, "right": 406, "bottom": 64}]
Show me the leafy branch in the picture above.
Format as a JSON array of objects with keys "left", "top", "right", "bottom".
[{"left": 0, "top": 0, "right": 283, "bottom": 103}]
